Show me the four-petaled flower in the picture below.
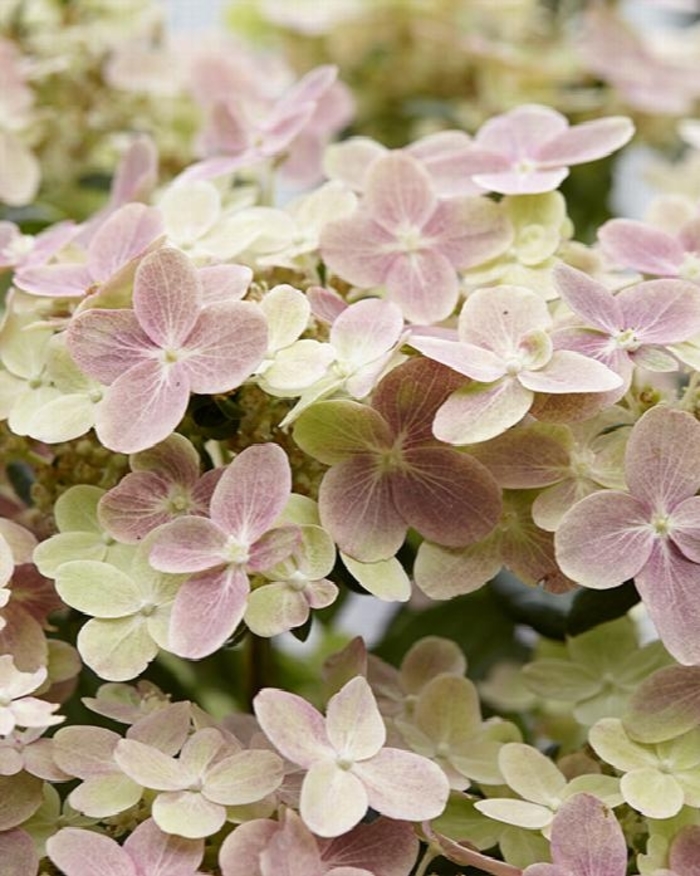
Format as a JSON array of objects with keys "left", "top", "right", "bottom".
[{"left": 254, "top": 675, "right": 450, "bottom": 837}]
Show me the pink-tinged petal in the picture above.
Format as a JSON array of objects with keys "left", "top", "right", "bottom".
[
  {"left": 636, "top": 540, "right": 700, "bottom": 665},
  {"left": 149, "top": 517, "right": 227, "bottom": 572},
  {"left": 669, "top": 825, "right": 700, "bottom": 875},
  {"left": 124, "top": 818, "right": 204, "bottom": 876},
  {"left": 546, "top": 793, "right": 627, "bottom": 876},
  {"left": 133, "top": 247, "right": 200, "bottom": 347},
  {"left": 318, "top": 456, "right": 407, "bottom": 562},
  {"left": 152, "top": 790, "right": 225, "bottom": 839},
  {"left": 364, "top": 152, "right": 437, "bottom": 232},
  {"left": 210, "top": 443, "right": 291, "bottom": 541},
  {"left": 168, "top": 565, "right": 249, "bottom": 659},
  {"left": 406, "top": 130, "right": 490, "bottom": 197},
  {"left": 53, "top": 726, "right": 120, "bottom": 778},
  {"left": 67, "top": 308, "right": 154, "bottom": 385},
  {"left": 372, "top": 357, "right": 465, "bottom": 442},
  {"left": 433, "top": 379, "right": 533, "bottom": 445},
  {"left": 301, "top": 759, "right": 368, "bottom": 837},
  {"left": 198, "top": 263, "right": 252, "bottom": 304},
  {"left": 15, "top": 262, "right": 93, "bottom": 298},
  {"left": 326, "top": 677, "right": 385, "bottom": 760},
  {"left": 248, "top": 525, "right": 301, "bottom": 572},
  {"left": 671, "top": 496, "right": 700, "bottom": 561},
  {"left": 98, "top": 471, "right": 173, "bottom": 542},
  {"left": 330, "top": 298, "right": 404, "bottom": 367},
  {"left": 258, "top": 810, "right": 324, "bottom": 876},
  {"left": 182, "top": 301, "right": 268, "bottom": 394},
  {"left": 553, "top": 263, "right": 623, "bottom": 333},
  {"left": 352, "top": 747, "right": 449, "bottom": 821},
  {"left": 384, "top": 248, "right": 459, "bottom": 324},
  {"left": 0, "top": 829, "right": 39, "bottom": 876},
  {"left": 109, "top": 135, "right": 158, "bottom": 206},
  {"left": 253, "top": 688, "right": 331, "bottom": 768},
  {"left": 321, "top": 213, "right": 396, "bottom": 288},
  {"left": 520, "top": 350, "right": 622, "bottom": 394},
  {"left": 219, "top": 819, "right": 277, "bottom": 876},
  {"left": 458, "top": 285, "right": 552, "bottom": 351},
  {"left": 554, "top": 490, "right": 654, "bottom": 589},
  {"left": 624, "top": 407, "right": 700, "bottom": 508},
  {"left": 408, "top": 335, "right": 505, "bottom": 381},
  {"left": 472, "top": 167, "right": 569, "bottom": 196},
  {"left": 47, "top": 828, "right": 136, "bottom": 876},
  {"left": 114, "top": 739, "right": 189, "bottom": 790},
  {"left": 535, "top": 116, "right": 634, "bottom": 167},
  {"left": 617, "top": 279, "right": 700, "bottom": 344},
  {"left": 319, "top": 818, "right": 419, "bottom": 876},
  {"left": 94, "top": 359, "right": 190, "bottom": 454},
  {"left": 89, "top": 204, "right": 164, "bottom": 284},
  {"left": 393, "top": 447, "right": 501, "bottom": 546},
  {"left": 131, "top": 432, "right": 201, "bottom": 483},
  {"left": 476, "top": 105, "right": 568, "bottom": 159},
  {"left": 598, "top": 219, "right": 685, "bottom": 275},
  {"left": 425, "top": 196, "right": 513, "bottom": 267}
]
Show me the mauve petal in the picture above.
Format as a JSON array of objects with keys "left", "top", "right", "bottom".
[
  {"left": 318, "top": 818, "right": 419, "bottom": 876},
  {"left": 47, "top": 829, "right": 136, "bottom": 876},
  {"left": 248, "top": 525, "right": 301, "bottom": 572},
  {"left": 671, "top": 496, "right": 700, "bottom": 561},
  {"left": 321, "top": 213, "right": 396, "bottom": 288},
  {"left": 520, "top": 350, "right": 622, "bottom": 394},
  {"left": 198, "top": 263, "right": 252, "bottom": 305},
  {"left": 0, "top": 829, "right": 40, "bottom": 876},
  {"left": 253, "top": 688, "right": 331, "bottom": 768},
  {"left": 616, "top": 279, "right": 700, "bottom": 344},
  {"left": 408, "top": 335, "right": 505, "bottom": 382},
  {"left": 624, "top": 407, "right": 700, "bottom": 508},
  {"left": 426, "top": 196, "right": 513, "bottom": 267},
  {"left": 210, "top": 443, "right": 291, "bottom": 540},
  {"left": 219, "top": 820, "right": 277, "bottom": 876},
  {"left": 149, "top": 517, "right": 227, "bottom": 572},
  {"left": 168, "top": 565, "right": 249, "bottom": 659},
  {"left": 326, "top": 677, "right": 385, "bottom": 760},
  {"left": 475, "top": 105, "right": 568, "bottom": 161},
  {"left": 98, "top": 471, "right": 172, "bottom": 542},
  {"left": 636, "top": 541, "right": 700, "bottom": 666},
  {"left": 67, "top": 309, "right": 153, "bottom": 385},
  {"left": 95, "top": 359, "right": 190, "bottom": 454},
  {"left": 183, "top": 301, "right": 268, "bottom": 394},
  {"left": 553, "top": 263, "right": 623, "bottom": 333},
  {"left": 372, "top": 357, "right": 465, "bottom": 442},
  {"left": 364, "top": 152, "right": 436, "bottom": 232},
  {"left": 554, "top": 490, "right": 653, "bottom": 589},
  {"left": 133, "top": 248, "right": 200, "bottom": 348},
  {"left": 318, "top": 456, "right": 407, "bottom": 562},
  {"left": 89, "top": 204, "right": 164, "bottom": 284},
  {"left": 394, "top": 447, "right": 501, "bottom": 546},
  {"left": 669, "top": 825, "right": 700, "bottom": 875},
  {"left": 384, "top": 248, "right": 459, "bottom": 324},
  {"left": 352, "top": 748, "right": 449, "bottom": 821},
  {"left": 124, "top": 818, "right": 204, "bottom": 876},
  {"left": 259, "top": 810, "right": 323, "bottom": 876},
  {"left": 535, "top": 116, "right": 634, "bottom": 167},
  {"left": 548, "top": 793, "right": 627, "bottom": 876},
  {"left": 301, "top": 760, "right": 368, "bottom": 837},
  {"left": 598, "top": 219, "right": 685, "bottom": 275},
  {"left": 433, "top": 379, "right": 533, "bottom": 445},
  {"left": 15, "top": 262, "right": 93, "bottom": 298}
]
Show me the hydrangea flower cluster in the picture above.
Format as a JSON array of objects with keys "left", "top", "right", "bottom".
[{"left": 5, "top": 1, "right": 700, "bottom": 875}]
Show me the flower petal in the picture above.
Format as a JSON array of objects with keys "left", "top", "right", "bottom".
[
  {"left": 47, "top": 828, "right": 136, "bottom": 876},
  {"left": 301, "top": 760, "right": 368, "bottom": 837},
  {"left": 253, "top": 687, "right": 331, "bottom": 768},
  {"left": 326, "top": 677, "right": 385, "bottom": 761},
  {"left": 132, "top": 247, "right": 201, "bottom": 347}
]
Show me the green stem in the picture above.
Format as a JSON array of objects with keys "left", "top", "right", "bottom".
[
  {"left": 242, "top": 634, "right": 274, "bottom": 710},
  {"left": 413, "top": 845, "right": 438, "bottom": 876}
]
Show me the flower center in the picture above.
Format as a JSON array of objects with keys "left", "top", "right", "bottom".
[
  {"left": 396, "top": 225, "right": 425, "bottom": 253},
  {"left": 651, "top": 512, "right": 672, "bottom": 537},
  {"left": 613, "top": 328, "right": 640, "bottom": 352}
]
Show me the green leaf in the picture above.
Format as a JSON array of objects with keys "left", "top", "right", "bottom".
[{"left": 565, "top": 580, "right": 640, "bottom": 636}]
